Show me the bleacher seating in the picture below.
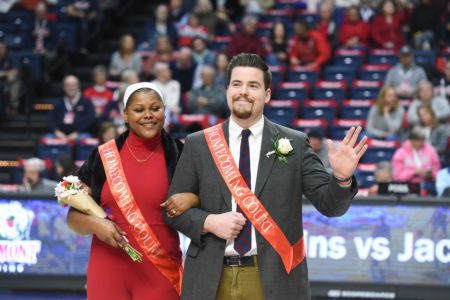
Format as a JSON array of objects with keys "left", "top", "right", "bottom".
[
  {"left": 302, "top": 99, "right": 337, "bottom": 123},
  {"left": 265, "top": 100, "right": 298, "bottom": 126},
  {"left": 359, "top": 64, "right": 390, "bottom": 82},
  {"left": 350, "top": 80, "right": 382, "bottom": 100},
  {"left": 334, "top": 48, "right": 365, "bottom": 70},
  {"left": 287, "top": 66, "right": 318, "bottom": 85},
  {"left": 368, "top": 49, "right": 398, "bottom": 65},
  {"left": 291, "top": 118, "right": 328, "bottom": 136},
  {"left": 275, "top": 82, "right": 309, "bottom": 105},
  {"left": 330, "top": 119, "right": 366, "bottom": 140},
  {"left": 354, "top": 163, "right": 377, "bottom": 188},
  {"left": 313, "top": 80, "right": 346, "bottom": 104},
  {"left": 37, "top": 137, "right": 73, "bottom": 163},
  {"left": 361, "top": 139, "right": 401, "bottom": 164},
  {"left": 341, "top": 100, "right": 373, "bottom": 119},
  {"left": 75, "top": 138, "right": 99, "bottom": 161},
  {"left": 323, "top": 65, "right": 355, "bottom": 86}
]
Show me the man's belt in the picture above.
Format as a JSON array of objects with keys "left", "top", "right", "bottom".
[{"left": 223, "top": 255, "right": 256, "bottom": 267}]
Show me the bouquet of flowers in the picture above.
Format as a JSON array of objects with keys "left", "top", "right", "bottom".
[{"left": 55, "top": 175, "right": 143, "bottom": 262}]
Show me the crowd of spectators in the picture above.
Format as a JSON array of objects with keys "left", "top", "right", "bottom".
[{"left": 0, "top": 0, "right": 449, "bottom": 197}]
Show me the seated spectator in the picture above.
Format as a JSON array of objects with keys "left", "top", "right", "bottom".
[
  {"left": 111, "top": 68, "right": 140, "bottom": 103},
  {"left": 288, "top": 18, "right": 331, "bottom": 71},
  {"left": 436, "top": 167, "right": 450, "bottom": 197},
  {"left": 316, "top": 1, "right": 338, "bottom": 47},
  {"left": 142, "top": 35, "right": 175, "bottom": 80},
  {"left": 98, "top": 121, "right": 118, "bottom": 144},
  {"left": 54, "top": 154, "right": 78, "bottom": 181},
  {"left": 366, "top": 85, "right": 404, "bottom": 140},
  {"left": 385, "top": 45, "right": 427, "bottom": 99},
  {"left": 109, "top": 34, "right": 143, "bottom": 78},
  {"left": 19, "top": 158, "right": 57, "bottom": 193},
  {"left": 370, "top": 0, "right": 409, "bottom": 49},
  {"left": 138, "top": 4, "right": 178, "bottom": 51},
  {"left": 0, "top": 41, "right": 22, "bottom": 116},
  {"left": 32, "top": 2, "right": 55, "bottom": 55},
  {"left": 169, "top": 0, "right": 188, "bottom": 24},
  {"left": 410, "top": 0, "right": 440, "bottom": 50},
  {"left": 66, "top": 0, "right": 100, "bottom": 53},
  {"left": 368, "top": 161, "right": 393, "bottom": 196},
  {"left": 177, "top": 13, "right": 209, "bottom": 47},
  {"left": 83, "top": 65, "right": 113, "bottom": 117},
  {"left": 214, "top": 52, "right": 229, "bottom": 88},
  {"left": 171, "top": 47, "right": 201, "bottom": 93},
  {"left": 47, "top": 75, "right": 96, "bottom": 141},
  {"left": 392, "top": 126, "right": 441, "bottom": 189},
  {"left": 193, "top": 0, "right": 233, "bottom": 35},
  {"left": 187, "top": 65, "right": 226, "bottom": 116},
  {"left": 226, "top": 14, "right": 267, "bottom": 59},
  {"left": 151, "top": 62, "right": 181, "bottom": 114},
  {"left": 191, "top": 36, "right": 216, "bottom": 66},
  {"left": 266, "top": 21, "right": 289, "bottom": 66},
  {"left": 307, "top": 130, "right": 331, "bottom": 173},
  {"left": 338, "top": 5, "right": 371, "bottom": 48},
  {"left": 434, "top": 59, "right": 450, "bottom": 101},
  {"left": 101, "top": 85, "right": 127, "bottom": 134},
  {"left": 416, "top": 105, "right": 448, "bottom": 163},
  {"left": 407, "top": 80, "right": 450, "bottom": 126}
]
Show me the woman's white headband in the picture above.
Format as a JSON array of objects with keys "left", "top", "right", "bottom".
[{"left": 123, "top": 82, "right": 165, "bottom": 107}]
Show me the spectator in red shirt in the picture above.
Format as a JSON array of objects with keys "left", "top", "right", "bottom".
[
  {"left": 226, "top": 14, "right": 267, "bottom": 59},
  {"left": 83, "top": 65, "right": 113, "bottom": 117},
  {"left": 288, "top": 19, "right": 331, "bottom": 71},
  {"left": 370, "top": 0, "right": 409, "bottom": 49},
  {"left": 339, "top": 5, "right": 371, "bottom": 48}
]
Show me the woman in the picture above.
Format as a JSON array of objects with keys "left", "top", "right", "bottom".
[
  {"left": 339, "top": 5, "right": 370, "bottom": 48},
  {"left": 67, "top": 83, "right": 198, "bottom": 299},
  {"left": 416, "top": 105, "right": 448, "bottom": 163},
  {"left": 366, "top": 85, "right": 405, "bottom": 140},
  {"left": 392, "top": 126, "right": 441, "bottom": 193},
  {"left": 407, "top": 80, "right": 450, "bottom": 126},
  {"left": 109, "top": 34, "right": 143, "bottom": 78},
  {"left": 370, "top": 0, "right": 408, "bottom": 49},
  {"left": 213, "top": 52, "right": 229, "bottom": 88},
  {"left": 266, "top": 21, "right": 289, "bottom": 66}
]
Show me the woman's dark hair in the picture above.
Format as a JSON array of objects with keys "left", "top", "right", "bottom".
[
  {"left": 56, "top": 154, "right": 77, "bottom": 178},
  {"left": 226, "top": 53, "right": 271, "bottom": 89},
  {"left": 126, "top": 88, "right": 164, "bottom": 109}
]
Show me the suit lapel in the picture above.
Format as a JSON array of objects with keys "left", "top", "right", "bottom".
[
  {"left": 210, "top": 120, "right": 232, "bottom": 210},
  {"left": 255, "top": 118, "right": 278, "bottom": 197}
]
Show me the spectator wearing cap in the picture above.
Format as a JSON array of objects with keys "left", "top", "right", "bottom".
[
  {"left": 370, "top": 0, "right": 409, "bottom": 49},
  {"left": 150, "top": 62, "right": 181, "bottom": 114},
  {"left": 47, "top": 75, "right": 96, "bottom": 141},
  {"left": 366, "top": 85, "right": 404, "bottom": 140},
  {"left": 187, "top": 65, "right": 226, "bottom": 117},
  {"left": 191, "top": 36, "right": 216, "bottom": 66},
  {"left": 307, "top": 130, "right": 332, "bottom": 173},
  {"left": 407, "top": 80, "right": 450, "bottom": 126},
  {"left": 385, "top": 45, "right": 427, "bottom": 99},
  {"left": 368, "top": 161, "right": 393, "bottom": 196},
  {"left": 226, "top": 14, "right": 267, "bottom": 59},
  {"left": 391, "top": 126, "right": 441, "bottom": 187},
  {"left": 288, "top": 18, "right": 331, "bottom": 71},
  {"left": 19, "top": 158, "right": 57, "bottom": 193}
]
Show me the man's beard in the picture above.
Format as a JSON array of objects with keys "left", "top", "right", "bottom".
[{"left": 231, "top": 97, "right": 253, "bottom": 119}]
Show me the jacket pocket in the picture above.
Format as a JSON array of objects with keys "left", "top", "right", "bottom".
[{"left": 186, "top": 243, "right": 199, "bottom": 258}]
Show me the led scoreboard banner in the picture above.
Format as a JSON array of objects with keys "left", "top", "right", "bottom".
[{"left": 0, "top": 193, "right": 448, "bottom": 299}]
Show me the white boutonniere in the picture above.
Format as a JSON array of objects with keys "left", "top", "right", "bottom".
[{"left": 265, "top": 135, "right": 294, "bottom": 164}]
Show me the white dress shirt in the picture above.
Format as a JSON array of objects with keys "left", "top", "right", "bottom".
[{"left": 224, "top": 116, "right": 264, "bottom": 256}]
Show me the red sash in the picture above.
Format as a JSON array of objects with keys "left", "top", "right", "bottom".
[
  {"left": 204, "top": 124, "right": 306, "bottom": 274},
  {"left": 99, "top": 140, "right": 182, "bottom": 295}
]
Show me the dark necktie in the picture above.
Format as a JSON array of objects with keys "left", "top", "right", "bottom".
[{"left": 234, "top": 129, "right": 252, "bottom": 256}]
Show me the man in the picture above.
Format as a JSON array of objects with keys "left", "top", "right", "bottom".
[
  {"left": 47, "top": 75, "right": 96, "bottom": 141},
  {"left": 368, "top": 161, "right": 393, "bottom": 196},
  {"left": 150, "top": 62, "right": 181, "bottom": 114},
  {"left": 385, "top": 45, "right": 427, "bottom": 99},
  {"left": 226, "top": 14, "right": 267, "bottom": 59},
  {"left": 164, "top": 54, "right": 367, "bottom": 299},
  {"left": 288, "top": 18, "right": 331, "bottom": 71},
  {"left": 19, "top": 158, "right": 57, "bottom": 193},
  {"left": 188, "top": 65, "right": 226, "bottom": 117}
]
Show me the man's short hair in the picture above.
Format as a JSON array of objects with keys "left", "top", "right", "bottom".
[
  {"left": 226, "top": 53, "right": 271, "bottom": 89},
  {"left": 24, "top": 157, "right": 45, "bottom": 174}
]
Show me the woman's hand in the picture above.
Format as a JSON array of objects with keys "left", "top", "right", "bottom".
[
  {"left": 92, "top": 218, "right": 128, "bottom": 249},
  {"left": 161, "top": 193, "right": 199, "bottom": 218}
]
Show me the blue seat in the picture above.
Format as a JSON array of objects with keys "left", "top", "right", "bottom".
[
  {"left": 269, "top": 66, "right": 285, "bottom": 86},
  {"left": 324, "top": 66, "right": 355, "bottom": 86},
  {"left": 414, "top": 50, "right": 436, "bottom": 65},
  {"left": 354, "top": 169, "right": 375, "bottom": 188},
  {"left": 261, "top": 9, "right": 292, "bottom": 24},
  {"left": 303, "top": 100, "right": 337, "bottom": 123},
  {"left": 330, "top": 119, "right": 365, "bottom": 140},
  {"left": 287, "top": 68, "right": 318, "bottom": 85},
  {"left": 368, "top": 50, "right": 398, "bottom": 65},
  {"left": 75, "top": 138, "right": 99, "bottom": 161},
  {"left": 275, "top": 82, "right": 309, "bottom": 105},
  {"left": 265, "top": 100, "right": 298, "bottom": 126},
  {"left": 334, "top": 49, "right": 364, "bottom": 70},
  {"left": 341, "top": 106, "right": 370, "bottom": 119},
  {"left": 361, "top": 147, "right": 397, "bottom": 163},
  {"left": 350, "top": 80, "right": 381, "bottom": 100},
  {"left": 4, "top": 33, "right": 28, "bottom": 50},
  {"left": 313, "top": 81, "right": 346, "bottom": 104},
  {"left": 38, "top": 144, "right": 72, "bottom": 163},
  {"left": 291, "top": 118, "right": 327, "bottom": 136},
  {"left": 359, "top": 64, "right": 390, "bottom": 82}
]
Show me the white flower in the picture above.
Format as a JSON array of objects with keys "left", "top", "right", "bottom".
[
  {"left": 63, "top": 175, "right": 80, "bottom": 184},
  {"left": 277, "top": 138, "right": 293, "bottom": 155}
]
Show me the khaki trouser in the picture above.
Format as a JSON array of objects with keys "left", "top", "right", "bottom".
[{"left": 216, "top": 256, "right": 265, "bottom": 300}]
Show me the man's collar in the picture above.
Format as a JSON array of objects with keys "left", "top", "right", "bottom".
[{"left": 229, "top": 116, "right": 264, "bottom": 138}]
